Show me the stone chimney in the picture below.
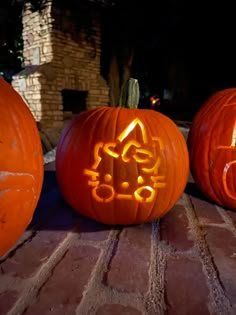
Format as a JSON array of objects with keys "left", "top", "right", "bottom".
[{"left": 12, "top": 0, "right": 109, "bottom": 136}]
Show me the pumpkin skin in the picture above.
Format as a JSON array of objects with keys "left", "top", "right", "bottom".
[
  {"left": 56, "top": 106, "right": 189, "bottom": 225},
  {"left": 187, "top": 88, "right": 236, "bottom": 210},
  {"left": 0, "top": 79, "right": 44, "bottom": 257}
]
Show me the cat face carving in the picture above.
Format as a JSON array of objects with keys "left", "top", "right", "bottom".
[{"left": 84, "top": 118, "right": 166, "bottom": 203}]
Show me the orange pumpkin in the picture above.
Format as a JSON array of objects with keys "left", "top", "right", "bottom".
[
  {"left": 0, "top": 79, "right": 44, "bottom": 257},
  {"left": 187, "top": 88, "right": 236, "bottom": 210},
  {"left": 56, "top": 79, "right": 189, "bottom": 225}
]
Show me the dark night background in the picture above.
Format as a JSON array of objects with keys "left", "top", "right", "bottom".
[{"left": 1, "top": 0, "right": 236, "bottom": 120}]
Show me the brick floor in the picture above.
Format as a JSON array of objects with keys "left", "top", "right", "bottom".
[{"left": 1, "top": 161, "right": 236, "bottom": 315}]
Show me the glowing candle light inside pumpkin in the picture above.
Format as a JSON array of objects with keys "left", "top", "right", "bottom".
[
  {"left": 231, "top": 120, "right": 236, "bottom": 146},
  {"left": 84, "top": 118, "right": 166, "bottom": 203}
]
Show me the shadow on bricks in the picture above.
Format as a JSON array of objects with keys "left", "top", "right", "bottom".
[
  {"left": 27, "top": 170, "right": 112, "bottom": 235},
  {"left": 184, "top": 181, "right": 214, "bottom": 204}
]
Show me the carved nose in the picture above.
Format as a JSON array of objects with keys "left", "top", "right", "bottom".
[{"left": 121, "top": 182, "right": 129, "bottom": 189}]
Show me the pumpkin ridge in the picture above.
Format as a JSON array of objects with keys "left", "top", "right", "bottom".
[
  {"left": 111, "top": 108, "right": 121, "bottom": 223},
  {"left": 206, "top": 97, "right": 226, "bottom": 203},
  {"left": 91, "top": 107, "right": 118, "bottom": 223},
  {"left": 189, "top": 94, "right": 221, "bottom": 202},
  {"left": 83, "top": 108, "right": 111, "bottom": 221},
  {"left": 205, "top": 93, "right": 235, "bottom": 204},
  {"left": 163, "top": 118, "right": 186, "bottom": 213},
  {"left": 141, "top": 113, "right": 158, "bottom": 221},
  {"left": 133, "top": 109, "right": 142, "bottom": 223}
]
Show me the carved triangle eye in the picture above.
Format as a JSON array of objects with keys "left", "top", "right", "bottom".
[{"left": 137, "top": 176, "right": 144, "bottom": 184}]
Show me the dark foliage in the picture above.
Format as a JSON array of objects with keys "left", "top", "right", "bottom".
[{"left": 0, "top": 1, "right": 24, "bottom": 81}]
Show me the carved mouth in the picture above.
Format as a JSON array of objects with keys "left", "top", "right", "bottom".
[{"left": 91, "top": 184, "right": 156, "bottom": 203}]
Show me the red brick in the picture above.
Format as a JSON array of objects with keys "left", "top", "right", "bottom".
[
  {"left": 0, "top": 194, "right": 82, "bottom": 279},
  {"left": 0, "top": 230, "right": 34, "bottom": 261},
  {"left": 165, "top": 256, "right": 210, "bottom": 315},
  {"left": 1, "top": 229, "right": 70, "bottom": 278},
  {"left": 190, "top": 196, "right": 224, "bottom": 224},
  {"left": 96, "top": 304, "right": 142, "bottom": 315},
  {"left": 160, "top": 205, "right": 194, "bottom": 251},
  {"left": 105, "top": 224, "right": 151, "bottom": 293},
  {"left": 0, "top": 290, "right": 18, "bottom": 314},
  {"left": 205, "top": 226, "right": 236, "bottom": 309},
  {"left": 176, "top": 193, "right": 186, "bottom": 205},
  {"left": 23, "top": 245, "right": 100, "bottom": 315}
]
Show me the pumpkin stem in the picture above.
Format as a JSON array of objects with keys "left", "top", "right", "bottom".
[{"left": 118, "top": 78, "right": 140, "bottom": 109}]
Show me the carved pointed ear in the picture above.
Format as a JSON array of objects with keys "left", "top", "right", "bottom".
[{"left": 117, "top": 118, "right": 148, "bottom": 144}]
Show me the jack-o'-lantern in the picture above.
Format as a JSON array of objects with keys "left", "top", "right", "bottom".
[
  {"left": 56, "top": 78, "right": 189, "bottom": 225},
  {"left": 188, "top": 88, "right": 236, "bottom": 210},
  {"left": 0, "top": 79, "right": 44, "bottom": 257}
]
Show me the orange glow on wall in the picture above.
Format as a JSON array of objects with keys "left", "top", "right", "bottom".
[{"left": 150, "top": 95, "right": 160, "bottom": 108}]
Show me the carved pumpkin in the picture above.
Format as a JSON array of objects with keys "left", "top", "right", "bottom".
[
  {"left": 0, "top": 79, "right": 44, "bottom": 257},
  {"left": 56, "top": 79, "right": 189, "bottom": 225},
  {"left": 187, "top": 88, "right": 236, "bottom": 210}
]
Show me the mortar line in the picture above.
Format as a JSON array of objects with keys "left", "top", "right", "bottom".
[
  {"left": 183, "top": 193, "right": 233, "bottom": 315},
  {"left": 6, "top": 231, "right": 77, "bottom": 315},
  {"left": 144, "top": 220, "right": 166, "bottom": 315},
  {"left": 0, "top": 231, "right": 36, "bottom": 263},
  {"left": 216, "top": 205, "right": 236, "bottom": 236},
  {"left": 76, "top": 228, "right": 145, "bottom": 315},
  {"left": 75, "top": 229, "right": 119, "bottom": 315}
]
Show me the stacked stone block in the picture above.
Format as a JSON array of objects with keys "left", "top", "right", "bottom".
[{"left": 11, "top": 1, "right": 109, "bottom": 129}]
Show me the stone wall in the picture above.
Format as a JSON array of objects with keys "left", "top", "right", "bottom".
[{"left": 12, "top": 0, "right": 109, "bottom": 132}]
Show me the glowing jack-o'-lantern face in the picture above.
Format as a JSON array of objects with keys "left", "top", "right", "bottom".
[
  {"left": 188, "top": 88, "right": 236, "bottom": 210},
  {"left": 84, "top": 118, "right": 166, "bottom": 203},
  {"left": 56, "top": 106, "right": 189, "bottom": 225}
]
